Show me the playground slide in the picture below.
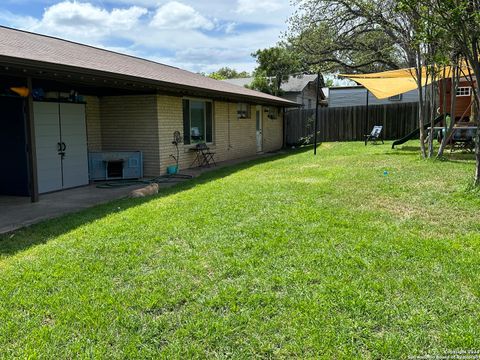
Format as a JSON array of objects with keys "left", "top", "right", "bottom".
[{"left": 391, "top": 115, "right": 444, "bottom": 149}]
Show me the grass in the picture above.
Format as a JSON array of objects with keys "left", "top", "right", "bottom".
[{"left": 1, "top": 141, "right": 480, "bottom": 359}]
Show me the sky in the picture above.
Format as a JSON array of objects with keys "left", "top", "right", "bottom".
[{"left": 0, "top": 0, "right": 294, "bottom": 74}]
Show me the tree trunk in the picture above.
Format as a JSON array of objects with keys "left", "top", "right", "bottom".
[
  {"left": 467, "top": 40, "right": 480, "bottom": 186},
  {"left": 437, "top": 68, "right": 448, "bottom": 157},
  {"left": 417, "top": 52, "right": 427, "bottom": 158},
  {"left": 438, "top": 63, "right": 458, "bottom": 157},
  {"left": 471, "top": 64, "right": 480, "bottom": 186},
  {"left": 428, "top": 64, "right": 436, "bottom": 158}
]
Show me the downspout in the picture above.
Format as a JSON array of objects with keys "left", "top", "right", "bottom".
[{"left": 228, "top": 102, "right": 231, "bottom": 150}]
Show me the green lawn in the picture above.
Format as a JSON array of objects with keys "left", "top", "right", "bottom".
[{"left": 1, "top": 142, "right": 480, "bottom": 359}]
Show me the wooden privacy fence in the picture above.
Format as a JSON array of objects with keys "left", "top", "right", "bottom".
[{"left": 286, "top": 102, "right": 421, "bottom": 145}]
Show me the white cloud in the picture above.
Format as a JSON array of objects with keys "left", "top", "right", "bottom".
[
  {"left": 150, "top": 1, "right": 214, "bottom": 30},
  {"left": 0, "top": 0, "right": 293, "bottom": 73},
  {"left": 13, "top": 1, "right": 148, "bottom": 43},
  {"left": 236, "top": 0, "right": 284, "bottom": 14}
]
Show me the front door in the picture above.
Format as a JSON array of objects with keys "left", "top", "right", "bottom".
[{"left": 256, "top": 105, "right": 263, "bottom": 152}]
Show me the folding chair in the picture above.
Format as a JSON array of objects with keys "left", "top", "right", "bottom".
[
  {"left": 196, "top": 143, "right": 216, "bottom": 167},
  {"left": 365, "top": 126, "right": 384, "bottom": 146}
]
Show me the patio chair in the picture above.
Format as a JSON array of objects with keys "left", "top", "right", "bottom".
[
  {"left": 365, "top": 126, "right": 384, "bottom": 146},
  {"left": 192, "top": 143, "right": 216, "bottom": 167}
]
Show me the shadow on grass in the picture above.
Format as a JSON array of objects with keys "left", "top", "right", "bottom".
[
  {"left": 388, "top": 145, "right": 475, "bottom": 162},
  {"left": 0, "top": 148, "right": 311, "bottom": 259}
]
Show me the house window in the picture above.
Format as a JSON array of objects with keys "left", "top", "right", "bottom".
[
  {"left": 237, "top": 103, "right": 250, "bottom": 119},
  {"left": 457, "top": 87, "right": 472, "bottom": 97},
  {"left": 388, "top": 94, "right": 402, "bottom": 101},
  {"left": 308, "top": 99, "right": 312, "bottom": 109},
  {"left": 182, "top": 99, "right": 213, "bottom": 145}
]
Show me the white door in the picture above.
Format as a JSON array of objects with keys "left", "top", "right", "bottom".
[
  {"left": 59, "top": 103, "right": 89, "bottom": 189},
  {"left": 256, "top": 105, "right": 263, "bottom": 152},
  {"left": 34, "top": 102, "right": 62, "bottom": 193}
]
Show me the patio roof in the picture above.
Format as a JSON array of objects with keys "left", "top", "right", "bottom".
[{"left": 0, "top": 26, "right": 298, "bottom": 107}]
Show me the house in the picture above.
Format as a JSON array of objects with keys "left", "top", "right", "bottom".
[
  {"left": 327, "top": 85, "right": 420, "bottom": 108},
  {"left": 223, "top": 75, "right": 326, "bottom": 109},
  {"left": 0, "top": 26, "right": 296, "bottom": 203}
]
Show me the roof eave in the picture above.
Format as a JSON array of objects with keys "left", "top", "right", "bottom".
[{"left": 0, "top": 55, "right": 297, "bottom": 107}]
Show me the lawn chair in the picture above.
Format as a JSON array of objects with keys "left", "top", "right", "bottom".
[{"left": 365, "top": 126, "right": 384, "bottom": 146}]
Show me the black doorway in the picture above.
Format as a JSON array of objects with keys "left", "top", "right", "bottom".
[{"left": 0, "top": 96, "right": 30, "bottom": 196}]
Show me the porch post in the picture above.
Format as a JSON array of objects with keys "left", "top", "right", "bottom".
[
  {"left": 25, "top": 76, "right": 39, "bottom": 202},
  {"left": 313, "top": 71, "right": 320, "bottom": 155}
]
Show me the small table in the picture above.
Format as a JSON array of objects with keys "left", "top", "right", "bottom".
[{"left": 190, "top": 143, "right": 216, "bottom": 167}]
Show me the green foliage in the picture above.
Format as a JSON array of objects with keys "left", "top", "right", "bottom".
[
  {"left": 251, "top": 45, "right": 304, "bottom": 95},
  {"left": 207, "top": 67, "right": 250, "bottom": 80},
  {"left": 246, "top": 70, "right": 275, "bottom": 95},
  {"left": 287, "top": 0, "right": 407, "bottom": 73},
  {"left": 0, "top": 142, "right": 479, "bottom": 357}
]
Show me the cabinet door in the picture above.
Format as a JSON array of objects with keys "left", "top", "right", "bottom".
[
  {"left": 34, "top": 102, "right": 62, "bottom": 193},
  {"left": 60, "top": 103, "right": 89, "bottom": 189}
]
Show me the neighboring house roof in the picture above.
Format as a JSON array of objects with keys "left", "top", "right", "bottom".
[
  {"left": 0, "top": 26, "right": 296, "bottom": 107},
  {"left": 223, "top": 77, "right": 254, "bottom": 88},
  {"left": 223, "top": 74, "right": 320, "bottom": 94},
  {"left": 281, "top": 74, "right": 318, "bottom": 93}
]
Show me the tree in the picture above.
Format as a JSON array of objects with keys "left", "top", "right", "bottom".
[
  {"left": 246, "top": 70, "right": 275, "bottom": 95},
  {"left": 288, "top": 0, "right": 441, "bottom": 157},
  {"left": 287, "top": 0, "right": 480, "bottom": 184},
  {"left": 207, "top": 67, "right": 250, "bottom": 80},
  {"left": 287, "top": 0, "right": 411, "bottom": 73},
  {"left": 429, "top": 0, "right": 480, "bottom": 185},
  {"left": 251, "top": 45, "right": 304, "bottom": 96}
]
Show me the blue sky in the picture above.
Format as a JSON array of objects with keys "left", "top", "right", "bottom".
[{"left": 0, "top": 0, "right": 293, "bottom": 73}]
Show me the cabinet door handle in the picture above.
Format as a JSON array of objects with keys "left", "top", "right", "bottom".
[
  {"left": 62, "top": 142, "right": 67, "bottom": 151},
  {"left": 57, "top": 142, "right": 62, "bottom": 153}
]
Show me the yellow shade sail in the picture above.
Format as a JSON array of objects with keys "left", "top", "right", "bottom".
[{"left": 340, "top": 65, "right": 468, "bottom": 99}]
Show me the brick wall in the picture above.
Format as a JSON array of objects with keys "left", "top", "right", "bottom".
[
  {"left": 262, "top": 107, "right": 283, "bottom": 152},
  {"left": 157, "top": 96, "right": 283, "bottom": 173},
  {"left": 84, "top": 96, "right": 102, "bottom": 151},
  {"left": 100, "top": 95, "right": 160, "bottom": 177},
  {"left": 83, "top": 94, "right": 283, "bottom": 176}
]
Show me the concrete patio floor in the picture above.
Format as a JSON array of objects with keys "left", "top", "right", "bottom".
[{"left": 0, "top": 152, "right": 280, "bottom": 234}]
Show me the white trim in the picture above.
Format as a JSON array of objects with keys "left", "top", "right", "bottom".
[
  {"left": 388, "top": 94, "right": 402, "bottom": 101},
  {"left": 456, "top": 87, "right": 472, "bottom": 97}
]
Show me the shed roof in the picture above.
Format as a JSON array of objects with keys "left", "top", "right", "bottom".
[{"left": 0, "top": 26, "right": 297, "bottom": 106}]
